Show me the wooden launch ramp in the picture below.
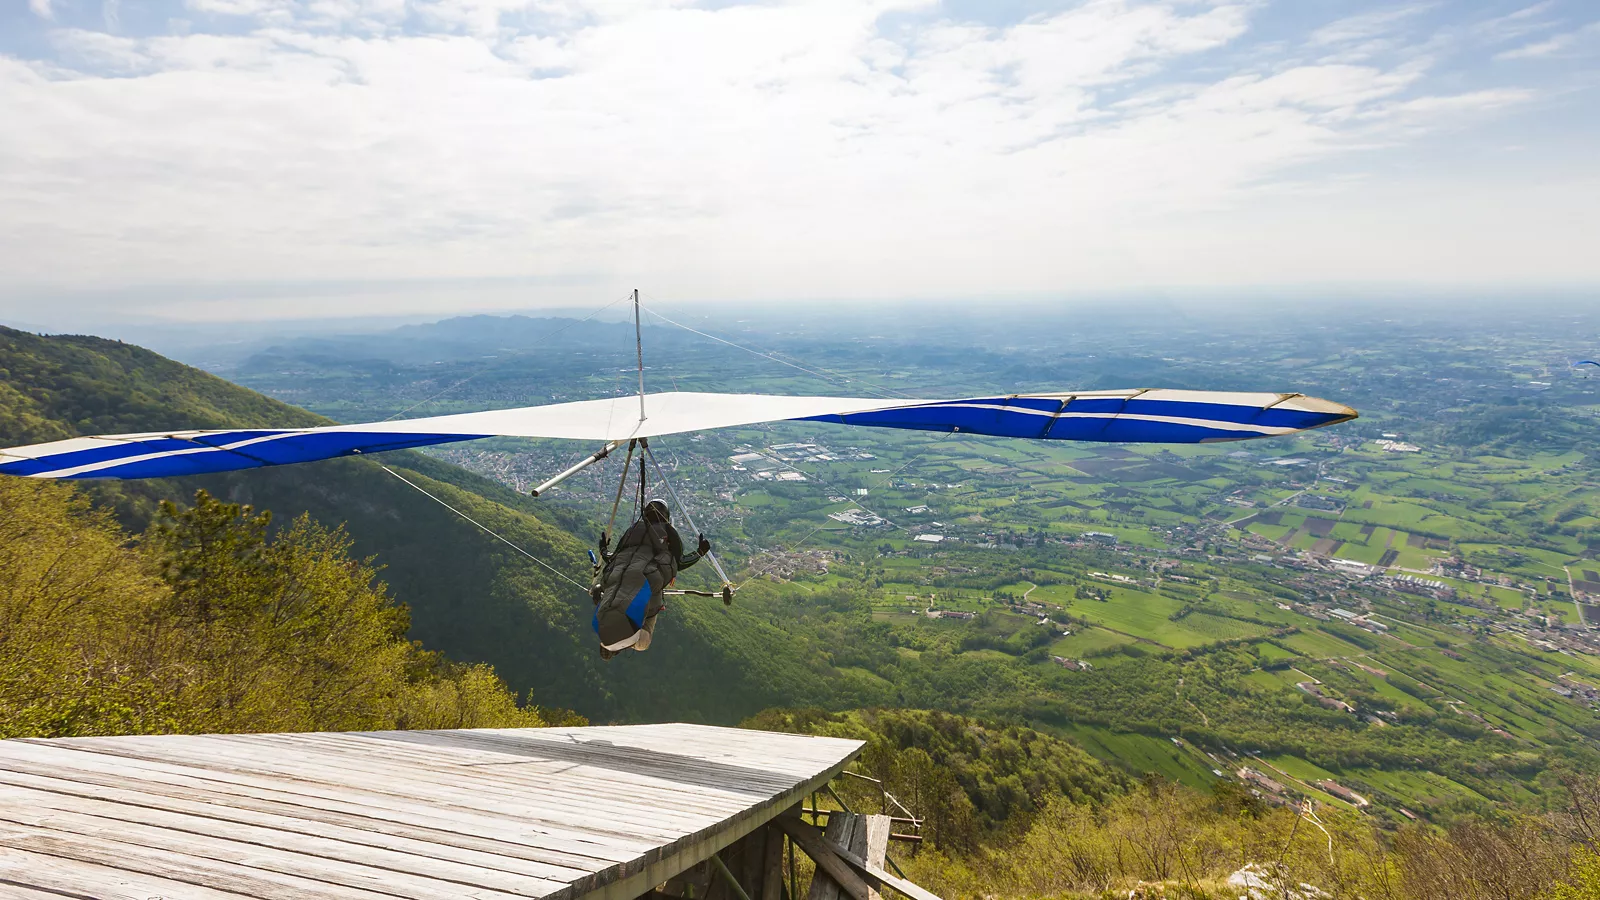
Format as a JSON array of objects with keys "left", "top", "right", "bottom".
[{"left": 0, "top": 723, "right": 924, "bottom": 900}]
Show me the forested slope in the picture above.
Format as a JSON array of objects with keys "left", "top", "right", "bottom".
[
  {"left": 0, "top": 326, "right": 865, "bottom": 723},
  {"left": 0, "top": 478, "right": 547, "bottom": 736}
]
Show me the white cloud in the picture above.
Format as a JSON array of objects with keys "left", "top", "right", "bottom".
[
  {"left": 0, "top": 0, "right": 1584, "bottom": 319},
  {"left": 1309, "top": 4, "right": 1431, "bottom": 48},
  {"left": 27, "top": 0, "right": 54, "bottom": 19},
  {"left": 1495, "top": 22, "right": 1600, "bottom": 60}
]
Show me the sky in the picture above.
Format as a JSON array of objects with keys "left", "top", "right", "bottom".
[{"left": 1, "top": 0, "right": 1598, "bottom": 325}]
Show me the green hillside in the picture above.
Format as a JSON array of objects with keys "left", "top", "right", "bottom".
[
  {"left": 1, "top": 477, "right": 547, "bottom": 737},
  {"left": 0, "top": 326, "right": 864, "bottom": 723}
]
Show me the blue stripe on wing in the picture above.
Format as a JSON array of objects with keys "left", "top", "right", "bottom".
[
  {"left": 0, "top": 432, "right": 281, "bottom": 477},
  {"left": 0, "top": 431, "right": 486, "bottom": 480},
  {"left": 799, "top": 395, "right": 1352, "bottom": 443}
]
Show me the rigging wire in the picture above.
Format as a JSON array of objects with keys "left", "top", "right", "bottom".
[
  {"left": 382, "top": 291, "right": 635, "bottom": 422},
  {"left": 637, "top": 300, "right": 916, "bottom": 400},
  {"left": 380, "top": 464, "right": 589, "bottom": 591},
  {"left": 372, "top": 289, "right": 949, "bottom": 600},
  {"left": 630, "top": 292, "right": 965, "bottom": 590},
  {"left": 643, "top": 441, "right": 734, "bottom": 589}
]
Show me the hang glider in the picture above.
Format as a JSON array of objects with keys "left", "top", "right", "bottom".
[{"left": 0, "top": 389, "right": 1356, "bottom": 481}]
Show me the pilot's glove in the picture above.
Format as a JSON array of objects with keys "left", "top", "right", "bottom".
[{"left": 697, "top": 534, "right": 712, "bottom": 556}]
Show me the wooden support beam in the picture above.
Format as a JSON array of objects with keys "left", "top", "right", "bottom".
[
  {"left": 776, "top": 816, "right": 945, "bottom": 900},
  {"left": 711, "top": 854, "right": 753, "bottom": 900},
  {"left": 774, "top": 817, "right": 872, "bottom": 900},
  {"left": 761, "top": 825, "right": 784, "bottom": 900},
  {"left": 826, "top": 841, "right": 943, "bottom": 900},
  {"left": 742, "top": 828, "right": 765, "bottom": 897},
  {"left": 808, "top": 811, "right": 856, "bottom": 900}
]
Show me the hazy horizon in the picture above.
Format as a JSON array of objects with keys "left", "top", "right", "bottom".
[{"left": 4, "top": 0, "right": 1599, "bottom": 325}]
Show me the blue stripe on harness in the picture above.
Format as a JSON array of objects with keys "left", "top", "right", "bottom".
[{"left": 625, "top": 582, "right": 653, "bottom": 629}]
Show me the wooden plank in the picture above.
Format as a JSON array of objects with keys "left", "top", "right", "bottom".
[
  {"left": 775, "top": 817, "right": 870, "bottom": 900},
  {"left": 0, "top": 762, "right": 623, "bottom": 872},
  {"left": 364, "top": 727, "right": 810, "bottom": 786},
  {"left": 0, "top": 824, "right": 401, "bottom": 900},
  {"left": 0, "top": 783, "right": 569, "bottom": 896},
  {"left": 34, "top": 730, "right": 784, "bottom": 838},
  {"left": 0, "top": 844, "right": 258, "bottom": 900},
  {"left": 861, "top": 817, "right": 890, "bottom": 900},
  {"left": 242, "top": 732, "right": 762, "bottom": 819},
  {"left": 370, "top": 730, "right": 803, "bottom": 798},
  {"left": 0, "top": 742, "right": 653, "bottom": 861},
  {"left": 39, "top": 739, "right": 707, "bottom": 848},
  {"left": 164, "top": 736, "right": 735, "bottom": 838},
  {"left": 846, "top": 817, "right": 873, "bottom": 900},
  {"left": 0, "top": 770, "right": 593, "bottom": 882},
  {"left": 0, "top": 808, "right": 540, "bottom": 900},
  {"left": 0, "top": 885, "right": 77, "bottom": 900}
]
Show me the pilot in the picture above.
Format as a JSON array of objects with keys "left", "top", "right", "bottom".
[{"left": 592, "top": 499, "right": 711, "bottom": 658}]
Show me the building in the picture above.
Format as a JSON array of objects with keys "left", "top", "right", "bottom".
[
  {"left": 1329, "top": 559, "right": 1376, "bottom": 578},
  {"left": 1237, "top": 767, "right": 1287, "bottom": 795},
  {"left": 1316, "top": 780, "right": 1371, "bottom": 807}
]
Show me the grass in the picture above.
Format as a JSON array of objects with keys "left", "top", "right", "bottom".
[
  {"left": 1274, "top": 628, "right": 1368, "bottom": 659},
  {"left": 1057, "top": 724, "right": 1220, "bottom": 791},
  {"left": 1050, "top": 627, "right": 1134, "bottom": 657},
  {"left": 1067, "top": 587, "right": 1222, "bottom": 649},
  {"left": 1334, "top": 542, "right": 1387, "bottom": 564},
  {"left": 1182, "top": 612, "right": 1268, "bottom": 642},
  {"left": 1346, "top": 767, "right": 1491, "bottom": 809},
  {"left": 1248, "top": 523, "right": 1292, "bottom": 541},
  {"left": 1254, "top": 641, "right": 1297, "bottom": 661}
]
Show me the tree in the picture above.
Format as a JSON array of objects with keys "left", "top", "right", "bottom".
[{"left": 0, "top": 482, "right": 551, "bottom": 739}]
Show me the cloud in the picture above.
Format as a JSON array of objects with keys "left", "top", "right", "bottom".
[
  {"left": 0, "top": 0, "right": 1583, "bottom": 318},
  {"left": 1309, "top": 4, "right": 1432, "bottom": 48},
  {"left": 28, "top": 0, "right": 54, "bottom": 19},
  {"left": 1495, "top": 21, "right": 1600, "bottom": 60}
]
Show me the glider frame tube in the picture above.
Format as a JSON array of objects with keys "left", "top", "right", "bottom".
[{"left": 531, "top": 441, "right": 620, "bottom": 497}]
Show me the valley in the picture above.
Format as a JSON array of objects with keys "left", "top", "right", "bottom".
[{"left": 198, "top": 301, "right": 1600, "bottom": 825}]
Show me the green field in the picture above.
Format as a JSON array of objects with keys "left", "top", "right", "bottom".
[
  {"left": 1058, "top": 724, "right": 1220, "bottom": 790},
  {"left": 1273, "top": 628, "right": 1368, "bottom": 658},
  {"left": 1050, "top": 626, "right": 1134, "bottom": 657}
]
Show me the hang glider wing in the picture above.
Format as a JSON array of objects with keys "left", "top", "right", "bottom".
[{"left": 0, "top": 389, "right": 1356, "bottom": 481}]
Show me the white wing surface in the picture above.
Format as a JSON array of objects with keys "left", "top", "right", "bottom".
[{"left": 0, "top": 389, "right": 1356, "bottom": 480}]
